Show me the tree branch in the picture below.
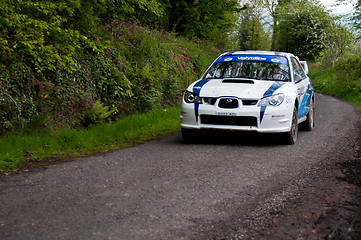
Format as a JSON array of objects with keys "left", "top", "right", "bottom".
[{"left": 0, "top": 90, "right": 24, "bottom": 129}]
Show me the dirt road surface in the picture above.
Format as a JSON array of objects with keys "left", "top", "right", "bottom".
[{"left": 0, "top": 93, "right": 360, "bottom": 240}]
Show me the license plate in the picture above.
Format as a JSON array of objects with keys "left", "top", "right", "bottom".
[{"left": 216, "top": 112, "right": 237, "bottom": 116}]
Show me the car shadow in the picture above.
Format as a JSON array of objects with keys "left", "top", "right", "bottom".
[{"left": 178, "top": 130, "right": 288, "bottom": 147}]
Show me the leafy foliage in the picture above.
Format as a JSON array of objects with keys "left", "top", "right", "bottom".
[
  {"left": 275, "top": 0, "right": 332, "bottom": 61},
  {"left": 249, "top": 0, "right": 289, "bottom": 50},
  {"left": 163, "top": 0, "right": 240, "bottom": 44},
  {"left": 309, "top": 54, "right": 361, "bottom": 109},
  {"left": 0, "top": 0, "right": 82, "bottom": 73},
  {"left": 350, "top": 0, "right": 361, "bottom": 36},
  {"left": 237, "top": 4, "right": 270, "bottom": 51},
  {"left": 0, "top": 0, "right": 219, "bottom": 136},
  {"left": 323, "top": 21, "right": 354, "bottom": 64}
]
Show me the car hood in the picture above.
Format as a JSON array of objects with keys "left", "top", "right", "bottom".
[{"left": 189, "top": 79, "right": 290, "bottom": 99}]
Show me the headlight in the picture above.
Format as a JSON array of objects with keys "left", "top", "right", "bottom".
[
  {"left": 184, "top": 91, "right": 202, "bottom": 104},
  {"left": 258, "top": 94, "right": 285, "bottom": 107}
]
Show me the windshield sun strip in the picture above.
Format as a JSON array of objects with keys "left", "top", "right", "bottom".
[{"left": 203, "top": 59, "right": 291, "bottom": 82}]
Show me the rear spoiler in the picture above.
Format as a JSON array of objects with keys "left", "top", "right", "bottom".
[{"left": 300, "top": 61, "right": 309, "bottom": 74}]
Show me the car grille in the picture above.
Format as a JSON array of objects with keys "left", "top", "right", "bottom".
[
  {"left": 218, "top": 98, "right": 239, "bottom": 108},
  {"left": 200, "top": 115, "right": 258, "bottom": 127}
]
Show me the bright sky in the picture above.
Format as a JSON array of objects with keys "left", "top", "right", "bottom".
[{"left": 319, "top": 0, "right": 355, "bottom": 15}]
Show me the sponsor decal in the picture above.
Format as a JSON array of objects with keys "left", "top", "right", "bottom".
[
  {"left": 216, "top": 55, "right": 289, "bottom": 65},
  {"left": 272, "top": 114, "right": 286, "bottom": 120},
  {"left": 236, "top": 56, "right": 267, "bottom": 61}
]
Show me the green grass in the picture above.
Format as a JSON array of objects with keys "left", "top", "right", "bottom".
[
  {"left": 309, "top": 54, "right": 361, "bottom": 110},
  {"left": 0, "top": 106, "right": 181, "bottom": 173}
]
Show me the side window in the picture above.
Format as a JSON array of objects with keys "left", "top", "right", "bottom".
[{"left": 291, "top": 57, "right": 306, "bottom": 82}]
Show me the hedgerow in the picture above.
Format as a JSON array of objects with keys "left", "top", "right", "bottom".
[
  {"left": 309, "top": 54, "right": 361, "bottom": 109},
  {"left": 0, "top": 1, "right": 219, "bottom": 136}
]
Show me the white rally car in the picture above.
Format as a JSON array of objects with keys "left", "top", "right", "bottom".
[{"left": 180, "top": 51, "right": 314, "bottom": 144}]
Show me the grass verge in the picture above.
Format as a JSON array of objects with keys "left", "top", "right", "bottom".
[
  {"left": 0, "top": 106, "right": 180, "bottom": 174},
  {"left": 309, "top": 54, "right": 361, "bottom": 110}
]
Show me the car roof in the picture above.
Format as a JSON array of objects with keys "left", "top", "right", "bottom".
[{"left": 221, "top": 50, "right": 294, "bottom": 58}]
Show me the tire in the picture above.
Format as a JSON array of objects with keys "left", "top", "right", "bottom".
[
  {"left": 283, "top": 105, "right": 298, "bottom": 145},
  {"left": 301, "top": 98, "right": 314, "bottom": 131}
]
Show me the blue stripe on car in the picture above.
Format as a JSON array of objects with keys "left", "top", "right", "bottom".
[
  {"left": 193, "top": 80, "right": 210, "bottom": 122},
  {"left": 298, "top": 85, "right": 314, "bottom": 119},
  {"left": 260, "top": 82, "right": 286, "bottom": 123}
]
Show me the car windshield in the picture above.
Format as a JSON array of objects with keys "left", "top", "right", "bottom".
[{"left": 204, "top": 56, "right": 290, "bottom": 82}]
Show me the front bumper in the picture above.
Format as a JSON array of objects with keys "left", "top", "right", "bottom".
[{"left": 180, "top": 101, "right": 293, "bottom": 133}]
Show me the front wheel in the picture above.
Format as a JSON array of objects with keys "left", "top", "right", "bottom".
[
  {"left": 301, "top": 98, "right": 314, "bottom": 131},
  {"left": 283, "top": 105, "right": 298, "bottom": 145}
]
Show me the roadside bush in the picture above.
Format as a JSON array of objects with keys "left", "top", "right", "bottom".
[
  {"left": 309, "top": 54, "right": 361, "bottom": 109},
  {"left": 0, "top": 15, "right": 219, "bottom": 136},
  {"left": 81, "top": 100, "right": 112, "bottom": 128}
]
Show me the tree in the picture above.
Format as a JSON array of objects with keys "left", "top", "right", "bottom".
[
  {"left": 163, "top": 0, "right": 240, "bottom": 41},
  {"left": 0, "top": 0, "right": 84, "bottom": 73},
  {"left": 323, "top": 22, "right": 354, "bottom": 64},
  {"left": 351, "top": 0, "right": 361, "bottom": 36},
  {"left": 238, "top": 4, "right": 270, "bottom": 50},
  {"left": 106, "top": 0, "right": 165, "bottom": 23},
  {"left": 250, "top": 0, "right": 294, "bottom": 50},
  {"left": 275, "top": 0, "right": 332, "bottom": 61}
]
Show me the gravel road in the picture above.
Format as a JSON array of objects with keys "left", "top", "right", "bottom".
[{"left": 0, "top": 93, "right": 360, "bottom": 240}]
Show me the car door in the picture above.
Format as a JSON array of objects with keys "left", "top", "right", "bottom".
[{"left": 291, "top": 57, "right": 312, "bottom": 120}]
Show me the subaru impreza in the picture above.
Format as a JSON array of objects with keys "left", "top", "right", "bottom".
[{"left": 180, "top": 51, "right": 314, "bottom": 144}]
